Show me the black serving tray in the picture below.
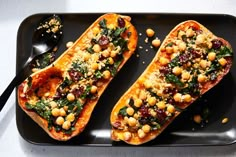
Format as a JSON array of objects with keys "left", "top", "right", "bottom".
[{"left": 16, "top": 13, "right": 236, "bottom": 146}]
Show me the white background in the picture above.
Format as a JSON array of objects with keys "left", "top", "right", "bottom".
[{"left": 0, "top": 0, "right": 236, "bottom": 156}]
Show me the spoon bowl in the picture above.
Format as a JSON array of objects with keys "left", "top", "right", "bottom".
[
  {"left": 0, "top": 15, "right": 63, "bottom": 111},
  {"left": 27, "top": 15, "right": 62, "bottom": 64}
]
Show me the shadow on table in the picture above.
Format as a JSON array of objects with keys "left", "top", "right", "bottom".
[
  {"left": 0, "top": 103, "right": 15, "bottom": 138},
  {"left": 19, "top": 137, "right": 236, "bottom": 157}
]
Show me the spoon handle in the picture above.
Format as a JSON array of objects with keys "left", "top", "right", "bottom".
[{"left": 0, "top": 63, "right": 31, "bottom": 111}]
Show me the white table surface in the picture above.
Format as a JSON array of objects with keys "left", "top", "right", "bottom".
[{"left": 0, "top": 0, "right": 236, "bottom": 156}]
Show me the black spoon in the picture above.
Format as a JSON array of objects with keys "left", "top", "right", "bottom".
[{"left": 0, "top": 15, "right": 63, "bottom": 111}]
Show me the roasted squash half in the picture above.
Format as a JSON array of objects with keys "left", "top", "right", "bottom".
[
  {"left": 18, "top": 13, "right": 138, "bottom": 141},
  {"left": 110, "top": 20, "right": 233, "bottom": 145}
]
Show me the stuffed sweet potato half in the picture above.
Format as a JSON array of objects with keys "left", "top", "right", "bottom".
[
  {"left": 17, "top": 13, "right": 138, "bottom": 141},
  {"left": 110, "top": 20, "right": 233, "bottom": 145}
]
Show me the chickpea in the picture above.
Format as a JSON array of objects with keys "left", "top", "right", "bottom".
[
  {"left": 178, "top": 42, "right": 186, "bottom": 52},
  {"left": 133, "top": 113, "right": 139, "bottom": 119},
  {"left": 91, "top": 62, "right": 99, "bottom": 71},
  {"left": 218, "top": 58, "right": 227, "bottom": 67},
  {"left": 208, "top": 52, "right": 216, "bottom": 61},
  {"left": 199, "top": 60, "right": 208, "bottom": 69},
  {"left": 128, "top": 117, "right": 137, "bottom": 127},
  {"left": 152, "top": 39, "right": 161, "bottom": 48},
  {"left": 172, "top": 66, "right": 182, "bottom": 76},
  {"left": 63, "top": 106, "right": 68, "bottom": 112},
  {"left": 138, "top": 129, "right": 146, "bottom": 138},
  {"left": 150, "top": 109, "right": 157, "bottom": 117},
  {"left": 108, "top": 57, "right": 114, "bottom": 65},
  {"left": 102, "top": 49, "right": 110, "bottom": 58},
  {"left": 139, "top": 90, "right": 147, "bottom": 100},
  {"left": 173, "top": 46, "right": 179, "bottom": 53},
  {"left": 222, "top": 118, "right": 229, "bottom": 124},
  {"left": 83, "top": 52, "right": 91, "bottom": 61},
  {"left": 147, "top": 97, "right": 156, "bottom": 106},
  {"left": 173, "top": 93, "right": 182, "bottom": 102},
  {"left": 124, "top": 116, "right": 129, "bottom": 123},
  {"left": 181, "top": 71, "right": 191, "bottom": 80},
  {"left": 146, "top": 28, "right": 155, "bottom": 37},
  {"left": 134, "top": 98, "right": 143, "bottom": 108},
  {"left": 178, "top": 30, "right": 185, "bottom": 39},
  {"left": 157, "top": 101, "right": 166, "bottom": 109},
  {"left": 123, "top": 132, "right": 132, "bottom": 141},
  {"left": 50, "top": 101, "right": 57, "bottom": 109},
  {"left": 167, "top": 104, "right": 175, "bottom": 113},
  {"left": 142, "top": 124, "right": 151, "bottom": 133},
  {"left": 110, "top": 50, "right": 117, "bottom": 58},
  {"left": 62, "top": 120, "right": 71, "bottom": 130},
  {"left": 159, "top": 57, "right": 169, "bottom": 66},
  {"left": 183, "top": 94, "right": 192, "bottom": 103},
  {"left": 103, "top": 70, "right": 111, "bottom": 79},
  {"left": 66, "top": 41, "right": 74, "bottom": 48},
  {"left": 90, "top": 85, "right": 98, "bottom": 94},
  {"left": 193, "top": 115, "right": 202, "bottom": 124},
  {"left": 144, "top": 80, "right": 152, "bottom": 89},
  {"left": 67, "top": 93, "right": 75, "bottom": 102},
  {"left": 166, "top": 46, "right": 173, "bottom": 54},
  {"left": 56, "top": 116, "right": 64, "bottom": 126},
  {"left": 66, "top": 113, "right": 75, "bottom": 122},
  {"left": 208, "top": 41, "right": 213, "bottom": 49},
  {"left": 93, "top": 44, "right": 101, "bottom": 53},
  {"left": 126, "top": 107, "right": 135, "bottom": 116},
  {"left": 186, "top": 28, "right": 194, "bottom": 37},
  {"left": 51, "top": 108, "right": 60, "bottom": 117},
  {"left": 59, "top": 108, "right": 67, "bottom": 117},
  {"left": 196, "top": 34, "right": 205, "bottom": 45},
  {"left": 91, "top": 54, "right": 99, "bottom": 61},
  {"left": 198, "top": 74, "right": 207, "bottom": 83}
]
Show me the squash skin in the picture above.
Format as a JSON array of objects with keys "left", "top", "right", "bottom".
[
  {"left": 110, "top": 20, "right": 233, "bottom": 145},
  {"left": 17, "top": 13, "right": 138, "bottom": 141}
]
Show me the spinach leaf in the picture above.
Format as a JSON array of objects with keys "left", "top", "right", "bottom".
[
  {"left": 25, "top": 102, "right": 34, "bottom": 110},
  {"left": 165, "top": 74, "right": 184, "bottom": 88},
  {"left": 181, "top": 77, "right": 200, "bottom": 96},
  {"left": 114, "top": 27, "right": 126, "bottom": 37},
  {"left": 168, "top": 55, "right": 180, "bottom": 68},
  {"left": 99, "top": 19, "right": 107, "bottom": 28},
  {"left": 80, "top": 85, "right": 92, "bottom": 99},
  {"left": 86, "top": 46, "right": 95, "bottom": 54},
  {"left": 118, "top": 106, "right": 128, "bottom": 117},
  {"left": 113, "top": 38, "right": 128, "bottom": 54},
  {"left": 27, "top": 76, "right": 32, "bottom": 88},
  {"left": 94, "top": 70, "right": 103, "bottom": 79},
  {"left": 217, "top": 46, "right": 233, "bottom": 59}
]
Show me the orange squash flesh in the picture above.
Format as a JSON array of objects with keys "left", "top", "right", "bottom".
[
  {"left": 17, "top": 13, "right": 138, "bottom": 141},
  {"left": 110, "top": 20, "right": 233, "bottom": 145}
]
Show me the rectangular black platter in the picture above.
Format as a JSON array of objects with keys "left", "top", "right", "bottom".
[{"left": 16, "top": 13, "right": 236, "bottom": 146}]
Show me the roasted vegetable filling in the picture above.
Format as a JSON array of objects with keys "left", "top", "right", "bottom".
[
  {"left": 25, "top": 17, "right": 132, "bottom": 134},
  {"left": 113, "top": 25, "right": 233, "bottom": 140}
]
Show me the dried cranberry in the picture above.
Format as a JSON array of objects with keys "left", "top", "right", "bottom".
[
  {"left": 163, "top": 88, "right": 177, "bottom": 95},
  {"left": 139, "top": 105, "right": 150, "bottom": 117},
  {"left": 54, "top": 91, "right": 62, "bottom": 99},
  {"left": 112, "top": 121, "right": 121, "bottom": 129},
  {"left": 138, "top": 117, "right": 149, "bottom": 125},
  {"left": 179, "top": 53, "right": 190, "bottom": 64},
  {"left": 98, "top": 35, "right": 109, "bottom": 49},
  {"left": 156, "top": 109, "right": 167, "bottom": 124},
  {"left": 117, "top": 17, "right": 125, "bottom": 28},
  {"left": 189, "top": 48, "right": 201, "bottom": 58},
  {"left": 212, "top": 39, "right": 222, "bottom": 49},
  {"left": 159, "top": 65, "right": 171, "bottom": 75},
  {"left": 195, "top": 29, "right": 203, "bottom": 35},
  {"left": 68, "top": 69, "right": 82, "bottom": 82},
  {"left": 72, "top": 86, "right": 84, "bottom": 98}
]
